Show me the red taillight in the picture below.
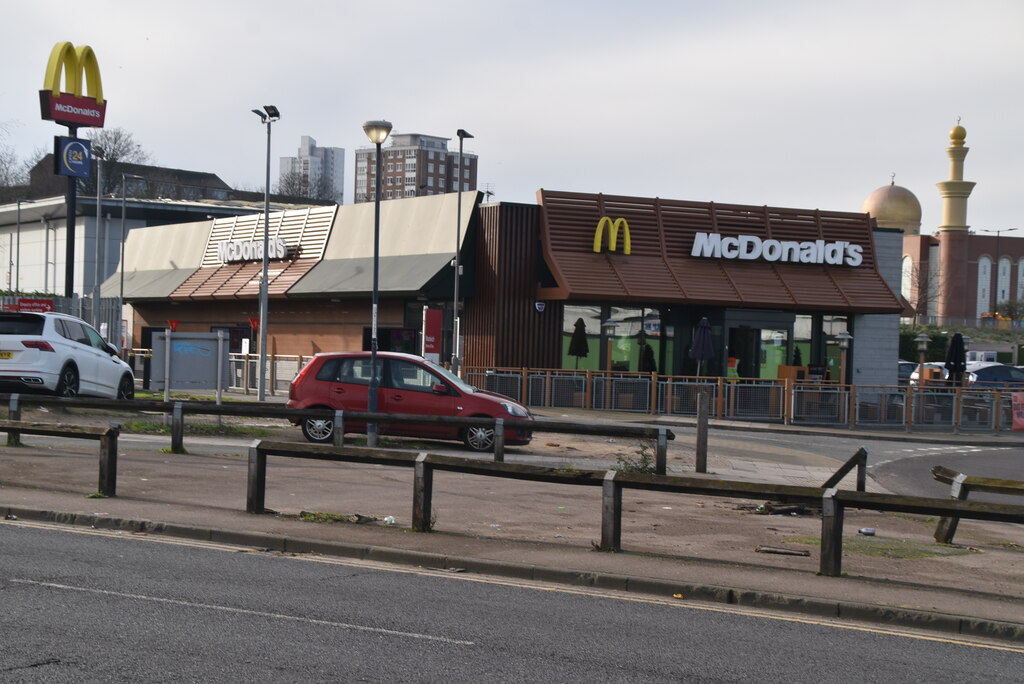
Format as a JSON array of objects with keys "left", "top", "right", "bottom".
[
  {"left": 21, "top": 340, "right": 55, "bottom": 352},
  {"left": 290, "top": 360, "right": 316, "bottom": 399}
]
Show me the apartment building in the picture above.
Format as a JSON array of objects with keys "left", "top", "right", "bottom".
[
  {"left": 280, "top": 136, "right": 345, "bottom": 204},
  {"left": 353, "top": 133, "right": 478, "bottom": 204}
]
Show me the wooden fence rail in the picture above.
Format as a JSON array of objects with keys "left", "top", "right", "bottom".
[
  {"left": 1, "top": 394, "right": 675, "bottom": 472},
  {"left": 0, "top": 419, "right": 120, "bottom": 496},
  {"left": 931, "top": 465, "right": 1024, "bottom": 543},
  {"left": 246, "top": 440, "right": 1024, "bottom": 577}
]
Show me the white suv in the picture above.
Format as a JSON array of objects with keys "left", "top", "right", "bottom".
[{"left": 0, "top": 312, "right": 134, "bottom": 399}]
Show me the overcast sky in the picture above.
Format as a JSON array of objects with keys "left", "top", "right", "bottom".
[{"left": 4, "top": 1, "right": 1023, "bottom": 236}]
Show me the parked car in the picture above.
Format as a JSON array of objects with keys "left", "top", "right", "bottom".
[
  {"left": 0, "top": 311, "right": 134, "bottom": 399},
  {"left": 286, "top": 351, "right": 533, "bottom": 451},
  {"left": 897, "top": 360, "right": 917, "bottom": 385},
  {"left": 964, "top": 362, "right": 1024, "bottom": 389},
  {"left": 908, "top": 362, "right": 948, "bottom": 385}
]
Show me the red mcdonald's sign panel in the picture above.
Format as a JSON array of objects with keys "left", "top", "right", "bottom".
[
  {"left": 1012, "top": 393, "right": 1024, "bottom": 431},
  {"left": 39, "top": 42, "right": 107, "bottom": 128},
  {"left": 422, "top": 307, "right": 442, "bottom": 361}
]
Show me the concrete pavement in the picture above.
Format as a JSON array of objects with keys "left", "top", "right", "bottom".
[{"left": 1, "top": 399, "right": 1022, "bottom": 644}]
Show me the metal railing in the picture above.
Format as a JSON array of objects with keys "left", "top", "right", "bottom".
[
  {"left": 464, "top": 367, "right": 1024, "bottom": 434},
  {"left": 125, "top": 353, "right": 1024, "bottom": 434}
]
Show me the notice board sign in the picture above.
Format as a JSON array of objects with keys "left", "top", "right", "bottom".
[
  {"left": 17, "top": 298, "right": 55, "bottom": 312},
  {"left": 150, "top": 331, "right": 231, "bottom": 391}
]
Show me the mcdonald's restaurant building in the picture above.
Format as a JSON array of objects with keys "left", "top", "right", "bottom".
[{"left": 105, "top": 188, "right": 904, "bottom": 386}]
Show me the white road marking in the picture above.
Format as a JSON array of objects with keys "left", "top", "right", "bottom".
[
  {"left": 10, "top": 578, "right": 474, "bottom": 646},
  {"left": 7, "top": 520, "right": 1022, "bottom": 653}
]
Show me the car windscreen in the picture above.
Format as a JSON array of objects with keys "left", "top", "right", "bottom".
[
  {"left": 0, "top": 313, "right": 45, "bottom": 335},
  {"left": 420, "top": 356, "right": 476, "bottom": 393}
]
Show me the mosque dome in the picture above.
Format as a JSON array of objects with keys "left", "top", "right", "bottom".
[
  {"left": 861, "top": 181, "right": 923, "bottom": 234},
  {"left": 950, "top": 124, "right": 967, "bottom": 147}
]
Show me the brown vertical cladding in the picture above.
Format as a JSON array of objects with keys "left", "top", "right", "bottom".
[{"left": 464, "top": 202, "right": 561, "bottom": 369}]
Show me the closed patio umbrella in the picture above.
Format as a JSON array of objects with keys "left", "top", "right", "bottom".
[
  {"left": 568, "top": 318, "right": 590, "bottom": 369},
  {"left": 689, "top": 317, "right": 715, "bottom": 376},
  {"left": 944, "top": 332, "right": 967, "bottom": 387}
]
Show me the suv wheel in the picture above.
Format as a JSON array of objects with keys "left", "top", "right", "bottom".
[
  {"left": 462, "top": 425, "right": 495, "bottom": 452},
  {"left": 56, "top": 364, "right": 79, "bottom": 398},
  {"left": 117, "top": 374, "right": 135, "bottom": 400},
  {"left": 301, "top": 416, "right": 334, "bottom": 443}
]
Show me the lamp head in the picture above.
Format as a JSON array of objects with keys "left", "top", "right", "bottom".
[
  {"left": 251, "top": 109, "right": 267, "bottom": 123},
  {"left": 457, "top": 129, "right": 474, "bottom": 140},
  {"left": 263, "top": 105, "right": 280, "bottom": 120},
  {"left": 363, "top": 120, "right": 393, "bottom": 145}
]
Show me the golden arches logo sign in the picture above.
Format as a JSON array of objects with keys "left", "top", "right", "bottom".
[
  {"left": 593, "top": 217, "right": 631, "bottom": 255},
  {"left": 39, "top": 41, "right": 107, "bottom": 128}
]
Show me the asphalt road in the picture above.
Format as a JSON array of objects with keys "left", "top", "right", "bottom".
[
  {"left": 3, "top": 521, "right": 1021, "bottom": 682},
  {"left": 694, "top": 428, "right": 1021, "bottom": 502}
]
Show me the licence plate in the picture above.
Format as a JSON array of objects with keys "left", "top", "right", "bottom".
[{"left": 0, "top": 351, "right": 11, "bottom": 359}]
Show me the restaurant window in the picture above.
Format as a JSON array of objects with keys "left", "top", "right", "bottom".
[
  {"left": 561, "top": 304, "right": 601, "bottom": 371},
  {"left": 793, "top": 315, "right": 813, "bottom": 369},
  {"left": 562, "top": 305, "right": 663, "bottom": 373},
  {"left": 759, "top": 329, "right": 789, "bottom": 379},
  {"left": 822, "top": 315, "right": 849, "bottom": 381}
]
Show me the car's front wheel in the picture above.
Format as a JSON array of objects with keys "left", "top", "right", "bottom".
[
  {"left": 301, "top": 416, "right": 334, "bottom": 443},
  {"left": 462, "top": 425, "right": 495, "bottom": 452},
  {"left": 55, "top": 364, "right": 79, "bottom": 398},
  {"left": 117, "top": 374, "right": 135, "bottom": 400}
]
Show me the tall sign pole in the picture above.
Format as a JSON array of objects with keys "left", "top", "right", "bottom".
[{"left": 39, "top": 42, "right": 108, "bottom": 299}]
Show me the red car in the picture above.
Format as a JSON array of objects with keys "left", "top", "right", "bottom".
[{"left": 286, "top": 351, "right": 533, "bottom": 451}]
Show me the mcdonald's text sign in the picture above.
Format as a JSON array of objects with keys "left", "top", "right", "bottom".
[{"left": 39, "top": 41, "right": 107, "bottom": 128}]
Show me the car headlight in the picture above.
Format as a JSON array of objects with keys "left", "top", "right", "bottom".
[{"left": 501, "top": 402, "right": 530, "bottom": 418}]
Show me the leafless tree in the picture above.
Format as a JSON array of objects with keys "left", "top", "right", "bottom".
[
  {"left": 0, "top": 148, "right": 47, "bottom": 203},
  {"left": 80, "top": 127, "right": 152, "bottom": 196},
  {"left": 903, "top": 259, "right": 944, "bottom": 326},
  {"left": 276, "top": 169, "right": 306, "bottom": 197}
]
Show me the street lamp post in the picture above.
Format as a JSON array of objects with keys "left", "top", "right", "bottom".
[
  {"left": 915, "top": 333, "right": 931, "bottom": 387},
  {"left": 119, "top": 173, "right": 145, "bottom": 355},
  {"left": 835, "top": 331, "right": 852, "bottom": 385},
  {"left": 362, "top": 119, "right": 393, "bottom": 448},
  {"left": 451, "top": 128, "right": 473, "bottom": 377},
  {"left": 92, "top": 146, "right": 105, "bottom": 329},
  {"left": 252, "top": 105, "right": 280, "bottom": 402}
]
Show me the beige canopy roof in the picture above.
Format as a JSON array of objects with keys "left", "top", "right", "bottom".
[
  {"left": 289, "top": 191, "right": 479, "bottom": 295},
  {"left": 99, "top": 220, "right": 209, "bottom": 299},
  {"left": 103, "top": 192, "right": 479, "bottom": 300}
]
